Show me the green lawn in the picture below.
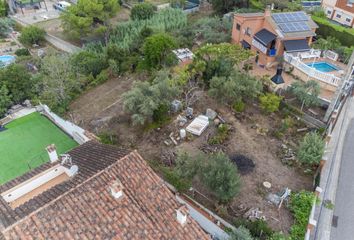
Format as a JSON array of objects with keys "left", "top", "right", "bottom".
[{"left": 0, "top": 112, "right": 78, "bottom": 184}]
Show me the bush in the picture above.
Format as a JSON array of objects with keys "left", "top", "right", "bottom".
[
  {"left": 131, "top": 3, "right": 155, "bottom": 21},
  {"left": 98, "top": 132, "right": 119, "bottom": 145},
  {"left": 233, "top": 100, "right": 245, "bottom": 112},
  {"left": 298, "top": 132, "right": 325, "bottom": 165},
  {"left": 90, "top": 69, "right": 109, "bottom": 86},
  {"left": 229, "top": 226, "right": 253, "bottom": 240},
  {"left": 15, "top": 48, "right": 30, "bottom": 56},
  {"left": 19, "top": 26, "right": 45, "bottom": 46},
  {"left": 245, "top": 220, "right": 273, "bottom": 240},
  {"left": 259, "top": 93, "right": 282, "bottom": 113},
  {"left": 208, "top": 124, "right": 231, "bottom": 145},
  {"left": 289, "top": 191, "right": 315, "bottom": 239},
  {"left": 0, "top": 18, "right": 14, "bottom": 37},
  {"left": 312, "top": 16, "right": 354, "bottom": 47}
]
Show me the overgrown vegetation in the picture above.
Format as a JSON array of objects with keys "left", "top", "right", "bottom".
[
  {"left": 208, "top": 124, "right": 231, "bottom": 145},
  {"left": 0, "top": 18, "right": 14, "bottom": 38},
  {"left": 289, "top": 191, "right": 315, "bottom": 239},
  {"left": 259, "top": 93, "right": 282, "bottom": 113},
  {"left": 18, "top": 26, "right": 45, "bottom": 46},
  {"left": 130, "top": 3, "right": 155, "bottom": 21}
]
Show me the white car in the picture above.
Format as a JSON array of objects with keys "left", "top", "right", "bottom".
[{"left": 53, "top": 1, "right": 71, "bottom": 11}]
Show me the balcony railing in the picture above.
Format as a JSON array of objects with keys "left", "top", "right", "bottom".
[{"left": 284, "top": 51, "right": 341, "bottom": 86}]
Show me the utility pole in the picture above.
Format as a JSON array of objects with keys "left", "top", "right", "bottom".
[{"left": 323, "top": 51, "right": 354, "bottom": 123}]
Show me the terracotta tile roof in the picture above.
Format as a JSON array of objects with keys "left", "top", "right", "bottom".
[{"left": 0, "top": 142, "right": 210, "bottom": 239}]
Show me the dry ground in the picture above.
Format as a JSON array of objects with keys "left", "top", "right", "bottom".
[{"left": 68, "top": 74, "right": 313, "bottom": 233}]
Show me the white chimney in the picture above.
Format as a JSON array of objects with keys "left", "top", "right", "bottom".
[
  {"left": 46, "top": 144, "right": 58, "bottom": 163},
  {"left": 176, "top": 205, "right": 188, "bottom": 225},
  {"left": 109, "top": 179, "right": 124, "bottom": 199}
]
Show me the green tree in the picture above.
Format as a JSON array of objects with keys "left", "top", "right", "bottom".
[
  {"left": 259, "top": 93, "right": 282, "bottom": 113},
  {"left": 70, "top": 50, "right": 108, "bottom": 77},
  {"left": 0, "top": 64, "right": 33, "bottom": 103},
  {"left": 61, "top": 0, "right": 119, "bottom": 40},
  {"left": 202, "top": 152, "right": 241, "bottom": 202},
  {"left": 209, "top": 70, "right": 262, "bottom": 104},
  {"left": 229, "top": 226, "right": 254, "bottom": 240},
  {"left": 0, "top": 85, "right": 11, "bottom": 116},
  {"left": 18, "top": 26, "right": 45, "bottom": 46},
  {"left": 130, "top": 3, "right": 155, "bottom": 21},
  {"left": 297, "top": 132, "right": 325, "bottom": 165},
  {"left": 175, "top": 151, "right": 241, "bottom": 203},
  {"left": 36, "top": 54, "right": 81, "bottom": 112},
  {"left": 291, "top": 80, "right": 320, "bottom": 111},
  {"left": 211, "top": 0, "right": 246, "bottom": 14},
  {"left": 313, "top": 36, "right": 341, "bottom": 51},
  {"left": 0, "top": 18, "right": 14, "bottom": 37},
  {"left": 143, "top": 33, "right": 177, "bottom": 69},
  {"left": 0, "top": 0, "right": 8, "bottom": 17},
  {"left": 123, "top": 71, "right": 180, "bottom": 125}
]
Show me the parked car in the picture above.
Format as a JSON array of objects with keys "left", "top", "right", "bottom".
[{"left": 53, "top": 1, "right": 71, "bottom": 11}]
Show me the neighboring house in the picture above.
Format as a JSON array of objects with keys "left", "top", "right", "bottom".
[
  {"left": 231, "top": 9, "right": 318, "bottom": 67},
  {"left": 0, "top": 141, "right": 211, "bottom": 239},
  {"left": 322, "top": 0, "right": 354, "bottom": 27}
]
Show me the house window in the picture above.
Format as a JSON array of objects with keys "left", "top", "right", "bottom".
[
  {"left": 346, "top": 18, "right": 351, "bottom": 23},
  {"left": 327, "top": 10, "right": 332, "bottom": 15},
  {"left": 245, "top": 27, "right": 252, "bottom": 36},
  {"left": 336, "top": 13, "right": 342, "bottom": 18},
  {"left": 236, "top": 24, "right": 241, "bottom": 31}
]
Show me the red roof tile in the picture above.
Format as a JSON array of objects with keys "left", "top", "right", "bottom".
[{"left": 0, "top": 142, "right": 210, "bottom": 239}]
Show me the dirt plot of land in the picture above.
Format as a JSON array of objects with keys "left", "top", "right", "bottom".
[{"left": 68, "top": 76, "right": 312, "bottom": 233}]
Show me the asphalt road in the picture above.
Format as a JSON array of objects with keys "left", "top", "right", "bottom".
[{"left": 330, "top": 119, "right": 354, "bottom": 240}]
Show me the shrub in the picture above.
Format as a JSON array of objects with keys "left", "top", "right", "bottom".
[
  {"left": 130, "top": 3, "right": 155, "bottom": 21},
  {"left": 0, "top": 18, "right": 14, "bottom": 37},
  {"left": 191, "top": 17, "right": 232, "bottom": 44},
  {"left": 289, "top": 191, "right": 315, "bottom": 239},
  {"left": 245, "top": 220, "right": 273, "bottom": 240},
  {"left": 312, "top": 15, "right": 354, "bottom": 47},
  {"left": 15, "top": 48, "right": 30, "bottom": 56},
  {"left": 19, "top": 26, "right": 45, "bottom": 45},
  {"left": 208, "top": 124, "right": 230, "bottom": 145},
  {"left": 259, "top": 93, "right": 282, "bottom": 113},
  {"left": 298, "top": 132, "right": 325, "bottom": 165},
  {"left": 290, "top": 80, "right": 320, "bottom": 111},
  {"left": 229, "top": 226, "right": 253, "bottom": 240},
  {"left": 90, "top": 69, "right": 109, "bottom": 86},
  {"left": 98, "top": 132, "right": 119, "bottom": 145},
  {"left": 233, "top": 100, "right": 245, "bottom": 112}
]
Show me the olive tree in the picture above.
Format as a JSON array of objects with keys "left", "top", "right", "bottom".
[
  {"left": 175, "top": 151, "right": 241, "bottom": 203},
  {"left": 123, "top": 71, "right": 180, "bottom": 125},
  {"left": 209, "top": 70, "right": 262, "bottom": 104},
  {"left": 291, "top": 80, "right": 320, "bottom": 111},
  {"left": 19, "top": 26, "right": 45, "bottom": 45}
]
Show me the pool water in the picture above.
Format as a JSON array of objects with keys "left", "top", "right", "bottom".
[
  {"left": 306, "top": 61, "right": 340, "bottom": 73},
  {"left": 0, "top": 55, "right": 16, "bottom": 67}
]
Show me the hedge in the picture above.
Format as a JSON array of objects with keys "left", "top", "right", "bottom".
[{"left": 312, "top": 16, "right": 354, "bottom": 47}]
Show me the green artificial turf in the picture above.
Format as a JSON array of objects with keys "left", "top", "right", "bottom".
[{"left": 0, "top": 112, "right": 78, "bottom": 184}]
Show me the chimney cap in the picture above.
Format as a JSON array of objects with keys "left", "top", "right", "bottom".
[
  {"left": 176, "top": 205, "right": 188, "bottom": 225},
  {"left": 109, "top": 179, "right": 124, "bottom": 199}
]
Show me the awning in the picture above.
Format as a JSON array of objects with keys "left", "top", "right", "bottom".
[
  {"left": 254, "top": 29, "right": 277, "bottom": 46},
  {"left": 241, "top": 40, "right": 251, "bottom": 49},
  {"left": 283, "top": 39, "right": 310, "bottom": 52}
]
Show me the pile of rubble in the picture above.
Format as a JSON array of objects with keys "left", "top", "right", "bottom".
[{"left": 280, "top": 144, "right": 296, "bottom": 166}]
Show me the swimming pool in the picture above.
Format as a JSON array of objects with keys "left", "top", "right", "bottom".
[
  {"left": 306, "top": 61, "right": 340, "bottom": 73},
  {"left": 0, "top": 55, "right": 16, "bottom": 67}
]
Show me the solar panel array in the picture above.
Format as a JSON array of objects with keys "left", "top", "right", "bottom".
[{"left": 272, "top": 12, "right": 311, "bottom": 33}]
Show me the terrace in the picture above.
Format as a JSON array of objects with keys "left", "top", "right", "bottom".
[{"left": 0, "top": 111, "right": 78, "bottom": 184}]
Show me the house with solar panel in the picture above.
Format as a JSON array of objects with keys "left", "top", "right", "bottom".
[{"left": 232, "top": 8, "right": 318, "bottom": 68}]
